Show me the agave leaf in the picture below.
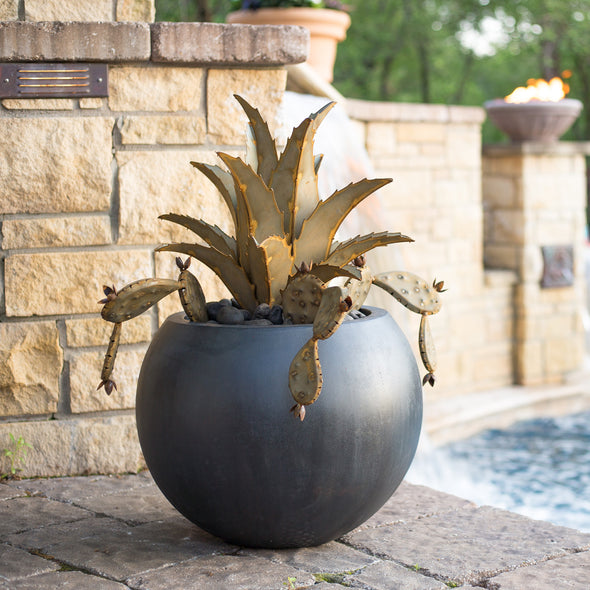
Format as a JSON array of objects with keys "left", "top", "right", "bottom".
[
  {"left": 246, "top": 236, "right": 271, "bottom": 304},
  {"left": 195, "top": 158, "right": 252, "bottom": 275},
  {"left": 190, "top": 162, "right": 238, "bottom": 228},
  {"left": 270, "top": 102, "right": 335, "bottom": 239},
  {"left": 159, "top": 213, "right": 237, "bottom": 260},
  {"left": 157, "top": 243, "right": 258, "bottom": 312},
  {"left": 270, "top": 116, "right": 311, "bottom": 236},
  {"left": 292, "top": 129, "right": 318, "bottom": 239},
  {"left": 293, "top": 102, "right": 336, "bottom": 237},
  {"left": 324, "top": 231, "right": 413, "bottom": 268},
  {"left": 231, "top": 169, "right": 253, "bottom": 275},
  {"left": 245, "top": 124, "right": 258, "bottom": 172},
  {"left": 217, "top": 152, "right": 284, "bottom": 244},
  {"left": 234, "top": 94, "right": 278, "bottom": 184},
  {"left": 259, "top": 235, "right": 294, "bottom": 304},
  {"left": 243, "top": 235, "right": 294, "bottom": 305},
  {"left": 314, "top": 154, "right": 324, "bottom": 175},
  {"left": 309, "top": 102, "right": 336, "bottom": 126},
  {"left": 293, "top": 178, "right": 392, "bottom": 267},
  {"left": 101, "top": 278, "right": 180, "bottom": 323},
  {"left": 309, "top": 264, "right": 361, "bottom": 283}
]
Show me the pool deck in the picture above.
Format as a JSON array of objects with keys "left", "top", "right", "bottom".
[
  {"left": 1, "top": 472, "right": 589, "bottom": 589},
  {"left": 425, "top": 373, "right": 590, "bottom": 446}
]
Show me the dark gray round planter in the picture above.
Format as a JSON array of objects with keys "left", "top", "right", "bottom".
[{"left": 136, "top": 307, "right": 422, "bottom": 548}]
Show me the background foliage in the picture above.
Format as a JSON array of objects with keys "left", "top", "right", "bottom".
[{"left": 155, "top": 0, "right": 590, "bottom": 141}]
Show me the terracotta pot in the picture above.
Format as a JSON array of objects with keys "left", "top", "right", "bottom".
[
  {"left": 484, "top": 98, "right": 583, "bottom": 142},
  {"left": 227, "top": 7, "right": 351, "bottom": 83},
  {"left": 136, "top": 307, "right": 422, "bottom": 548}
]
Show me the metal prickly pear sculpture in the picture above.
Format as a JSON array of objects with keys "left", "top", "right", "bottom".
[
  {"left": 371, "top": 271, "right": 446, "bottom": 386},
  {"left": 289, "top": 285, "right": 353, "bottom": 421},
  {"left": 97, "top": 95, "right": 444, "bottom": 418}
]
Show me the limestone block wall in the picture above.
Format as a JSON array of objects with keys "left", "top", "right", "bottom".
[
  {"left": 0, "top": 0, "right": 155, "bottom": 22},
  {"left": 1, "top": 8, "right": 587, "bottom": 476},
  {"left": 348, "top": 99, "right": 588, "bottom": 398},
  {"left": 0, "top": 20, "right": 307, "bottom": 476},
  {"left": 483, "top": 144, "right": 588, "bottom": 385},
  {"left": 347, "top": 100, "right": 517, "bottom": 402}
]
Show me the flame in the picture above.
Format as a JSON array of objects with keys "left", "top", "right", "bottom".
[{"left": 505, "top": 76, "right": 570, "bottom": 103}]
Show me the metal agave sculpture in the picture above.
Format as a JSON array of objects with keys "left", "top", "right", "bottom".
[{"left": 98, "top": 95, "right": 444, "bottom": 420}]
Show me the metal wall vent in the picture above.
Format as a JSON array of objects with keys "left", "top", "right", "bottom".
[{"left": 0, "top": 63, "right": 108, "bottom": 99}]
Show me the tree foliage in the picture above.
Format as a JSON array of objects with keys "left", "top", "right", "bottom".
[
  {"left": 155, "top": 0, "right": 590, "bottom": 140},
  {"left": 155, "top": 0, "right": 229, "bottom": 22},
  {"left": 335, "top": 0, "right": 590, "bottom": 140}
]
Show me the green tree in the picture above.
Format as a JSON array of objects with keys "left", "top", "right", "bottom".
[
  {"left": 334, "top": 0, "right": 590, "bottom": 140},
  {"left": 155, "top": 0, "right": 229, "bottom": 22},
  {"left": 508, "top": 0, "right": 590, "bottom": 138},
  {"left": 461, "top": 0, "right": 590, "bottom": 139},
  {"left": 333, "top": 0, "right": 492, "bottom": 104},
  {"left": 155, "top": 0, "right": 590, "bottom": 140}
]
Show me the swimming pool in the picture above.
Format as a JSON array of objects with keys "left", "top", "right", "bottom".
[{"left": 406, "top": 410, "right": 590, "bottom": 532}]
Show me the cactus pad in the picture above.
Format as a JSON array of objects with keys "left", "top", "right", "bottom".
[
  {"left": 178, "top": 270, "right": 208, "bottom": 322},
  {"left": 344, "top": 265, "right": 373, "bottom": 311},
  {"left": 313, "top": 286, "right": 351, "bottom": 340},
  {"left": 419, "top": 314, "right": 437, "bottom": 373},
  {"left": 289, "top": 338, "right": 322, "bottom": 407},
  {"left": 97, "top": 322, "right": 122, "bottom": 395},
  {"left": 372, "top": 271, "right": 442, "bottom": 315},
  {"left": 101, "top": 278, "right": 180, "bottom": 323},
  {"left": 281, "top": 272, "right": 324, "bottom": 324}
]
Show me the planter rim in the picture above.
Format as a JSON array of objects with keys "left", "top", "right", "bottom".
[
  {"left": 227, "top": 7, "right": 352, "bottom": 24},
  {"left": 165, "top": 305, "right": 382, "bottom": 330}
]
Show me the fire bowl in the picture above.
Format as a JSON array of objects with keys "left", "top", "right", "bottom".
[{"left": 484, "top": 98, "right": 582, "bottom": 142}]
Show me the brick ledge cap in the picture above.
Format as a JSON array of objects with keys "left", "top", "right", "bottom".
[{"left": 0, "top": 21, "right": 308, "bottom": 66}]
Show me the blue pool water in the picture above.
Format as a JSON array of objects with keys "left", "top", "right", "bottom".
[{"left": 406, "top": 410, "right": 590, "bottom": 532}]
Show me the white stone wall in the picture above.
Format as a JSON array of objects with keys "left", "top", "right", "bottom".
[
  {"left": 348, "top": 100, "right": 588, "bottom": 398},
  {"left": 347, "top": 100, "right": 517, "bottom": 401},
  {"left": 0, "top": 0, "right": 155, "bottom": 22}
]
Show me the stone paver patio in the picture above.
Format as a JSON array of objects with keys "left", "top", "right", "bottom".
[{"left": 1, "top": 472, "right": 589, "bottom": 589}]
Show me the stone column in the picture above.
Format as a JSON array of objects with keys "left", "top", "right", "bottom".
[{"left": 483, "top": 143, "right": 588, "bottom": 385}]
